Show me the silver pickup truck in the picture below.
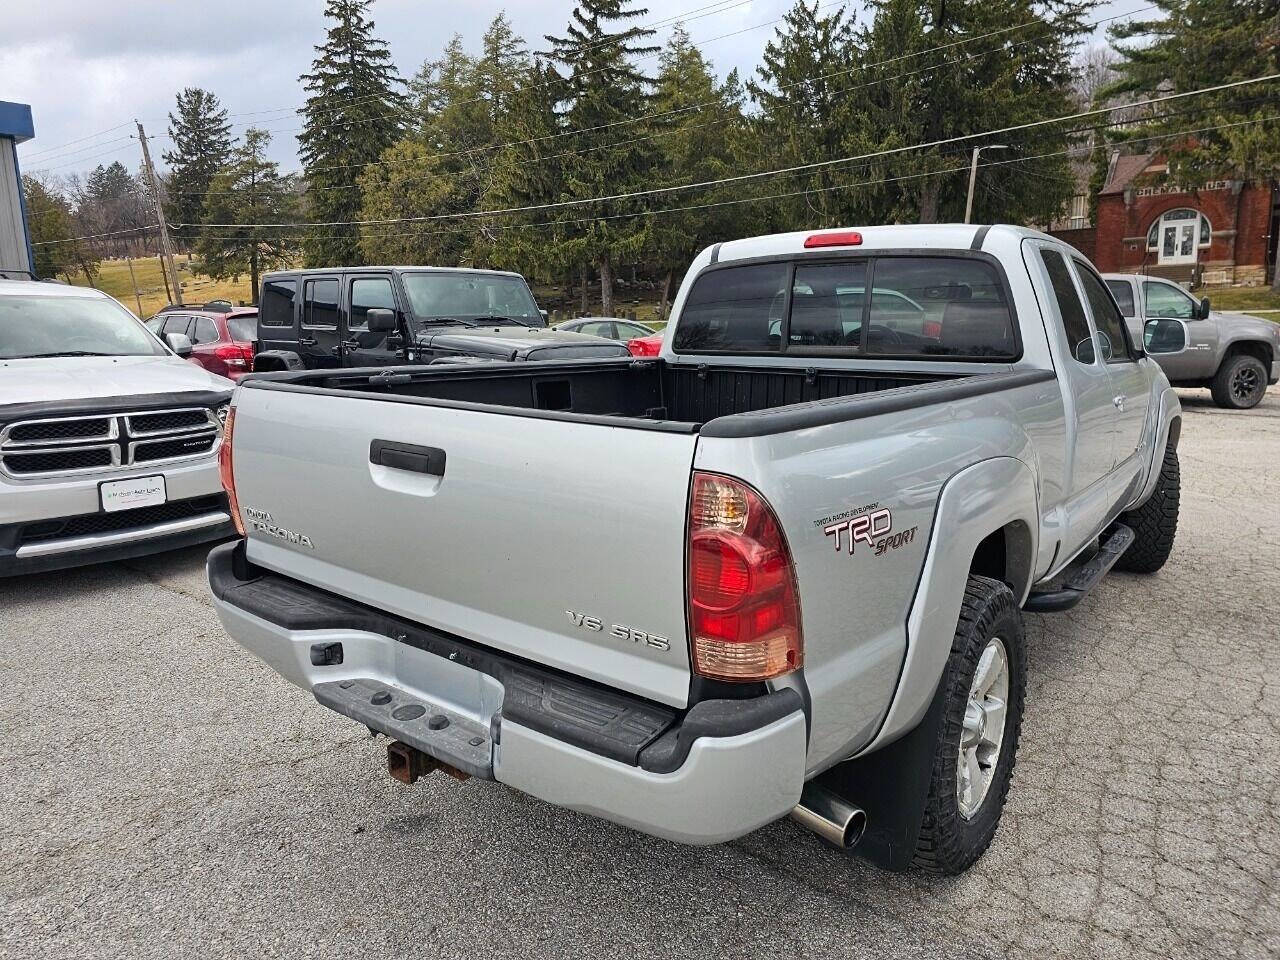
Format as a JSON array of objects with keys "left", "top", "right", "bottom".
[
  {"left": 209, "top": 225, "right": 1182, "bottom": 875},
  {"left": 1102, "top": 273, "right": 1279, "bottom": 409}
]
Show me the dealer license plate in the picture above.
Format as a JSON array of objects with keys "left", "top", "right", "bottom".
[{"left": 100, "top": 475, "right": 167, "bottom": 513}]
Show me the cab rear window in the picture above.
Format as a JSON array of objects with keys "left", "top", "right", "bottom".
[{"left": 673, "top": 255, "right": 1016, "bottom": 359}]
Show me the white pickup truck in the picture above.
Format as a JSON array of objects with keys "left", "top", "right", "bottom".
[{"left": 209, "top": 225, "right": 1182, "bottom": 874}]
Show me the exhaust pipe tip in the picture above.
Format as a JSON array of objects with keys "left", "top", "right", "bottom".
[{"left": 790, "top": 784, "right": 867, "bottom": 849}]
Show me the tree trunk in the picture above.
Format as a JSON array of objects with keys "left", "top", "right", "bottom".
[
  {"left": 598, "top": 255, "right": 614, "bottom": 317},
  {"left": 918, "top": 180, "right": 940, "bottom": 224},
  {"left": 250, "top": 245, "right": 260, "bottom": 307},
  {"left": 660, "top": 269, "right": 673, "bottom": 321},
  {"left": 579, "top": 265, "right": 589, "bottom": 316}
]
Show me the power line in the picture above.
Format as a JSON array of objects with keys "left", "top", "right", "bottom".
[
  {"left": 17, "top": 122, "right": 133, "bottom": 160},
  {"left": 42, "top": 113, "right": 1277, "bottom": 249},
  {"left": 169, "top": 115, "right": 1280, "bottom": 247},
  {"left": 189, "top": 74, "right": 1280, "bottom": 230}
]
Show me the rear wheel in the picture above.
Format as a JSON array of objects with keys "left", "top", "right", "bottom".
[
  {"left": 913, "top": 575, "right": 1026, "bottom": 875},
  {"left": 1115, "top": 444, "right": 1179, "bottom": 574},
  {"left": 1210, "top": 353, "right": 1268, "bottom": 409}
]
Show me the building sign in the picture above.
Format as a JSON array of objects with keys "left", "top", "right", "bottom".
[{"left": 1135, "top": 180, "right": 1231, "bottom": 197}]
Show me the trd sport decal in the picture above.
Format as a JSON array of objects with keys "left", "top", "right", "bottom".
[{"left": 820, "top": 505, "right": 918, "bottom": 557}]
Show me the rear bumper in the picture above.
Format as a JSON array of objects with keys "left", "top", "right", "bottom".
[{"left": 207, "top": 542, "right": 807, "bottom": 845}]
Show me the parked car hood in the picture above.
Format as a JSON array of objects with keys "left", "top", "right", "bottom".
[
  {"left": 418, "top": 326, "right": 631, "bottom": 360},
  {"left": 0, "top": 355, "right": 234, "bottom": 408}
]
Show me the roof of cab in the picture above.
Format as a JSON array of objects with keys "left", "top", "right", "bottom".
[
  {"left": 261, "top": 265, "right": 526, "bottom": 280},
  {"left": 707, "top": 224, "right": 1055, "bottom": 265}
]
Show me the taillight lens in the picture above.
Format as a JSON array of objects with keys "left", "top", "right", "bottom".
[
  {"left": 214, "top": 342, "right": 252, "bottom": 368},
  {"left": 687, "top": 472, "right": 802, "bottom": 681},
  {"left": 627, "top": 334, "right": 663, "bottom": 356},
  {"left": 219, "top": 407, "right": 244, "bottom": 536},
  {"left": 922, "top": 319, "right": 942, "bottom": 340}
]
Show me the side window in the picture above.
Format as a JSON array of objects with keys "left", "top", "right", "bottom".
[
  {"left": 1074, "top": 262, "right": 1135, "bottom": 362},
  {"left": 577, "top": 321, "right": 615, "bottom": 338},
  {"left": 1039, "top": 248, "right": 1095, "bottom": 365},
  {"left": 672, "top": 262, "right": 789, "bottom": 353},
  {"left": 1143, "top": 281, "right": 1195, "bottom": 320},
  {"left": 161, "top": 315, "right": 191, "bottom": 337},
  {"left": 191, "top": 317, "right": 218, "bottom": 345},
  {"left": 348, "top": 277, "right": 396, "bottom": 331},
  {"left": 260, "top": 279, "right": 297, "bottom": 327},
  {"left": 303, "top": 278, "right": 339, "bottom": 329},
  {"left": 868, "top": 257, "right": 1014, "bottom": 358},
  {"left": 1104, "top": 280, "right": 1135, "bottom": 318},
  {"left": 790, "top": 261, "right": 867, "bottom": 349}
]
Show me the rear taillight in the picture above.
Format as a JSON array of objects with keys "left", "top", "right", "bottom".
[
  {"left": 627, "top": 334, "right": 663, "bottom": 357},
  {"left": 214, "top": 342, "right": 253, "bottom": 368},
  {"left": 687, "top": 472, "right": 802, "bottom": 681},
  {"left": 922, "top": 319, "right": 942, "bottom": 339},
  {"left": 219, "top": 408, "right": 245, "bottom": 536}
]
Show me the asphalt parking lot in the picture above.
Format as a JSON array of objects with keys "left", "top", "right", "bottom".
[{"left": 2, "top": 385, "right": 1278, "bottom": 960}]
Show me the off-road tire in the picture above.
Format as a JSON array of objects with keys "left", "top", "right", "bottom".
[
  {"left": 913, "top": 575, "right": 1026, "bottom": 875},
  {"left": 1114, "top": 444, "right": 1179, "bottom": 574},
  {"left": 1210, "top": 353, "right": 1268, "bottom": 409}
]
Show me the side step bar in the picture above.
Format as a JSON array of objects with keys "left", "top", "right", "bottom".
[{"left": 1024, "top": 523, "right": 1135, "bottom": 613}]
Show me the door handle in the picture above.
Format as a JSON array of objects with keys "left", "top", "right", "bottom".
[
  {"left": 330, "top": 339, "right": 360, "bottom": 355},
  {"left": 370, "top": 440, "right": 446, "bottom": 477},
  {"left": 1113, "top": 395, "right": 1126, "bottom": 411},
  {"left": 298, "top": 336, "right": 317, "bottom": 347}
]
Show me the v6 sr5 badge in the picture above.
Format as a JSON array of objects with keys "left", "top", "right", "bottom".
[{"left": 822, "top": 506, "right": 918, "bottom": 558}]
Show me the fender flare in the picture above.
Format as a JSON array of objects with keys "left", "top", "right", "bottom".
[
  {"left": 1129, "top": 384, "right": 1181, "bottom": 511},
  {"left": 252, "top": 350, "right": 305, "bottom": 372},
  {"left": 856, "top": 455, "right": 1039, "bottom": 756}
]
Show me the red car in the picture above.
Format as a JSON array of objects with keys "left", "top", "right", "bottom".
[
  {"left": 626, "top": 331, "right": 664, "bottom": 356},
  {"left": 146, "top": 307, "right": 258, "bottom": 381}
]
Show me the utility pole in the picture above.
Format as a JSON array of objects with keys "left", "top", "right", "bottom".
[
  {"left": 964, "top": 144, "right": 1009, "bottom": 224},
  {"left": 136, "top": 121, "right": 183, "bottom": 305}
]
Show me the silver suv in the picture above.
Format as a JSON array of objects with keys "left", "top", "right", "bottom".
[{"left": 0, "top": 280, "right": 236, "bottom": 576}]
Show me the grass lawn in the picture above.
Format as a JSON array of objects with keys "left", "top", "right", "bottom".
[
  {"left": 1198, "top": 284, "right": 1280, "bottom": 315},
  {"left": 63, "top": 255, "right": 255, "bottom": 319}
]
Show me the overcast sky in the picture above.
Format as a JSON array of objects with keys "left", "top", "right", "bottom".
[{"left": 5, "top": 0, "right": 1121, "bottom": 183}]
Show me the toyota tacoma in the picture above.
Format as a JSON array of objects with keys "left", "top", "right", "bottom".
[{"left": 208, "top": 225, "right": 1182, "bottom": 874}]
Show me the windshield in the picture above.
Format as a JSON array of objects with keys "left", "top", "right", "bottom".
[
  {"left": 0, "top": 294, "right": 167, "bottom": 360},
  {"left": 401, "top": 272, "right": 544, "bottom": 327}
]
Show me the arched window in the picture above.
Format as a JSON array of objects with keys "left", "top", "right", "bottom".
[{"left": 1146, "top": 209, "right": 1212, "bottom": 264}]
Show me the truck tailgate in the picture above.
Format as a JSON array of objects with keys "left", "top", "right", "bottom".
[{"left": 230, "top": 386, "right": 697, "bottom": 706}]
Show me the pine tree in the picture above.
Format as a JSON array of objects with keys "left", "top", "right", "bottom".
[
  {"left": 75, "top": 162, "right": 148, "bottom": 260},
  {"left": 1106, "top": 0, "right": 1280, "bottom": 287},
  {"left": 298, "top": 0, "right": 405, "bottom": 267},
  {"left": 162, "top": 88, "right": 234, "bottom": 241},
  {"left": 851, "top": 0, "right": 1090, "bottom": 226},
  {"left": 749, "top": 1, "right": 860, "bottom": 230},
  {"left": 475, "top": 61, "right": 568, "bottom": 280},
  {"left": 197, "top": 129, "right": 299, "bottom": 301},
  {"left": 542, "top": 0, "right": 659, "bottom": 316},
  {"left": 648, "top": 25, "right": 747, "bottom": 317}
]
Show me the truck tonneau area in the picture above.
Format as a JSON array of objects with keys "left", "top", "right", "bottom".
[{"left": 241, "top": 357, "right": 961, "bottom": 431}]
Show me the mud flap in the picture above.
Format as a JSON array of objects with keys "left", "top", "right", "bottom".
[{"left": 812, "top": 675, "right": 947, "bottom": 872}]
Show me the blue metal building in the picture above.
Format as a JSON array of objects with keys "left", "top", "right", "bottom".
[{"left": 0, "top": 100, "right": 36, "bottom": 279}]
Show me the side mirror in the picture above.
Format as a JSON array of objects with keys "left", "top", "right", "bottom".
[
  {"left": 166, "top": 332, "right": 193, "bottom": 357},
  {"left": 1197, "top": 296, "right": 1211, "bottom": 320},
  {"left": 366, "top": 308, "right": 396, "bottom": 333},
  {"left": 1073, "top": 336, "right": 1096, "bottom": 364}
]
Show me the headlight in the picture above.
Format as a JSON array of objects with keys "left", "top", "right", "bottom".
[{"left": 216, "top": 403, "right": 230, "bottom": 427}]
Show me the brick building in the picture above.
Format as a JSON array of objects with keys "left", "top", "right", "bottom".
[{"left": 1088, "top": 152, "right": 1278, "bottom": 286}]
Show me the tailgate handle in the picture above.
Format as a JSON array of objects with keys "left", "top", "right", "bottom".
[{"left": 370, "top": 440, "right": 446, "bottom": 477}]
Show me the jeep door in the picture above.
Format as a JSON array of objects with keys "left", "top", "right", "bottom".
[
  {"left": 342, "top": 273, "right": 405, "bottom": 367},
  {"left": 298, "top": 275, "right": 342, "bottom": 369}
]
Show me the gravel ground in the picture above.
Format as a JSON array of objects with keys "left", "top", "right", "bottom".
[{"left": 2, "top": 385, "right": 1278, "bottom": 960}]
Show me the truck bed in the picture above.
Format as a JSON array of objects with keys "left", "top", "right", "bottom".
[{"left": 244, "top": 358, "right": 954, "bottom": 431}]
